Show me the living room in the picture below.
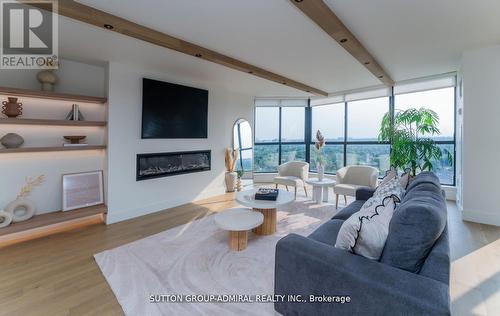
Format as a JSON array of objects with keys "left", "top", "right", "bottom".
[{"left": 0, "top": 1, "right": 499, "bottom": 315}]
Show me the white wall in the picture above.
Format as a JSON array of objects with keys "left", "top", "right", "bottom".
[
  {"left": 0, "top": 58, "right": 106, "bottom": 97},
  {"left": 106, "top": 62, "right": 254, "bottom": 224},
  {"left": 0, "top": 59, "right": 106, "bottom": 214},
  {"left": 460, "top": 45, "right": 500, "bottom": 226}
]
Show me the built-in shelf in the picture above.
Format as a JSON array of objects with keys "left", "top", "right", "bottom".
[
  {"left": 0, "top": 145, "right": 107, "bottom": 153},
  {"left": 0, "top": 204, "right": 107, "bottom": 236},
  {"left": 0, "top": 86, "right": 107, "bottom": 104},
  {"left": 0, "top": 204, "right": 107, "bottom": 247},
  {"left": 0, "top": 118, "right": 107, "bottom": 127}
]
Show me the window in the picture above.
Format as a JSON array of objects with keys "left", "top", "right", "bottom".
[
  {"left": 347, "top": 97, "right": 388, "bottom": 141},
  {"left": 311, "top": 103, "right": 344, "bottom": 142},
  {"left": 253, "top": 105, "right": 307, "bottom": 172},
  {"left": 254, "top": 84, "right": 455, "bottom": 185},
  {"left": 255, "top": 107, "right": 279, "bottom": 143},
  {"left": 395, "top": 87, "right": 455, "bottom": 184},
  {"left": 233, "top": 120, "right": 253, "bottom": 172}
]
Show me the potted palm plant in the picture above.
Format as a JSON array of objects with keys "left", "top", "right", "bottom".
[{"left": 379, "top": 107, "right": 452, "bottom": 176}]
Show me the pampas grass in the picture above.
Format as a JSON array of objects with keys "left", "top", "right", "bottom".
[
  {"left": 224, "top": 147, "right": 238, "bottom": 172},
  {"left": 18, "top": 175, "right": 45, "bottom": 198}
]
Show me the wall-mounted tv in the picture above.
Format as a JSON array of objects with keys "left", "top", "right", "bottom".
[{"left": 141, "top": 78, "right": 208, "bottom": 139}]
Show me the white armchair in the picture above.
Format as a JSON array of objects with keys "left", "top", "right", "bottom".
[
  {"left": 274, "top": 161, "right": 309, "bottom": 199},
  {"left": 334, "top": 165, "right": 378, "bottom": 208}
]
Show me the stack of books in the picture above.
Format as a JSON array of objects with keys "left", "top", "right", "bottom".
[{"left": 255, "top": 188, "right": 279, "bottom": 201}]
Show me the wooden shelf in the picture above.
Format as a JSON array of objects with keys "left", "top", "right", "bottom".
[
  {"left": 0, "top": 204, "right": 107, "bottom": 247},
  {"left": 0, "top": 118, "right": 107, "bottom": 127},
  {"left": 0, "top": 204, "right": 107, "bottom": 236},
  {"left": 0, "top": 145, "right": 106, "bottom": 153},
  {"left": 0, "top": 86, "right": 107, "bottom": 104}
]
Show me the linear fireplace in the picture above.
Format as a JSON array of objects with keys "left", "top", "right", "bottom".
[{"left": 136, "top": 150, "right": 211, "bottom": 181}]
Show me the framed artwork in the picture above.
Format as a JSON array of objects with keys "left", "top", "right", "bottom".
[{"left": 62, "top": 170, "right": 104, "bottom": 211}]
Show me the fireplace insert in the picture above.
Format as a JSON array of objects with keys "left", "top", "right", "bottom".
[{"left": 136, "top": 150, "right": 211, "bottom": 181}]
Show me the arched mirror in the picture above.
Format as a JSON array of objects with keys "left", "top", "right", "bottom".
[{"left": 233, "top": 118, "right": 253, "bottom": 178}]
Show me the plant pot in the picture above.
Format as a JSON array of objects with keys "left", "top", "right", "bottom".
[
  {"left": 225, "top": 171, "right": 237, "bottom": 192},
  {"left": 317, "top": 163, "right": 324, "bottom": 181},
  {"left": 5, "top": 198, "right": 36, "bottom": 222},
  {"left": 2, "top": 97, "right": 23, "bottom": 118}
]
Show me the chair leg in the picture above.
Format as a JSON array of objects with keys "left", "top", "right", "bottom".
[
  {"left": 294, "top": 186, "right": 297, "bottom": 199},
  {"left": 336, "top": 194, "right": 339, "bottom": 209},
  {"left": 344, "top": 195, "right": 347, "bottom": 204},
  {"left": 275, "top": 183, "right": 278, "bottom": 189},
  {"left": 304, "top": 186, "right": 308, "bottom": 197},
  {"left": 285, "top": 185, "right": 289, "bottom": 191}
]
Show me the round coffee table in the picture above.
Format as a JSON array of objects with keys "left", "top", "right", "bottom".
[
  {"left": 235, "top": 188, "right": 294, "bottom": 235},
  {"left": 215, "top": 208, "right": 264, "bottom": 251},
  {"left": 305, "top": 178, "right": 336, "bottom": 204}
]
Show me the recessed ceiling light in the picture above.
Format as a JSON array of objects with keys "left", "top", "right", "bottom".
[
  {"left": 104, "top": 24, "right": 114, "bottom": 30},
  {"left": 340, "top": 38, "right": 348, "bottom": 43},
  {"left": 195, "top": 53, "right": 202, "bottom": 57}
]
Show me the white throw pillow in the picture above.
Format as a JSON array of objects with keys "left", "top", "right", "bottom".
[
  {"left": 335, "top": 195, "right": 401, "bottom": 260},
  {"left": 379, "top": 166, "right": 397, "bottom": 186}
]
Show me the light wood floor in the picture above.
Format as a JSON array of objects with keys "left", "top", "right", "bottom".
[{"left": 0, "top": 189, "right": 499, "bottom": 316}]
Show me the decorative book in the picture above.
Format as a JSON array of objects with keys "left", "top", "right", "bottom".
[{"left": 255, "top": 188, "right": 279, "bottom": 201}]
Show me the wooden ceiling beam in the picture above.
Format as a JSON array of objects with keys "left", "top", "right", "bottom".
[
  {"left": 289, "top": 0, "right": 394, "bottom": 86},
  {"left": 25, "top": 0, "right": 328, "bottom": 96}
]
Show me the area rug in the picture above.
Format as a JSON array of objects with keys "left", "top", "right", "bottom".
[{"left": 94, "top": 198, "right": 340, "bottom": 316}]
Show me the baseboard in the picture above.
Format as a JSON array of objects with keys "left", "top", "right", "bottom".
[
  {"left": 106, "top": 186, "right": 226, "bottom": 224},
  {"left": 462, "top": 209, "right": 500, "bottom": 227}
]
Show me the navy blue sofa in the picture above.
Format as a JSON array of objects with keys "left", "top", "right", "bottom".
[{"left": 274, "top": 172, "right": 450, "bottom": 315}]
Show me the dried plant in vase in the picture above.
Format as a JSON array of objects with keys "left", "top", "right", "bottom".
[
  {"left": 4, "top": 175, "right": 45, "bottom": 224},
  {"left": 224, "top": 147, "right": 239, "bottom": 192},
  {"left": 314, "top": 130, "right": 326, "bottom": 180}
]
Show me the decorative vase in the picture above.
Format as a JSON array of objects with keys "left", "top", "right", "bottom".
[
  {"left": 1, "top": 133, "right": 24, "bottom": 148},
  {"left": 2, "top": 97, "right": 23, "bottom": 118},
  {"left": 225, "top": 171, "right": 237, "bottom": 192},
  {"left": 0, "top": 210, "right": 13, "bottom": 228},
  {"left": 5, "top": 198, "right": 36, "bottom": 222},
  {"left": 36, "top": 69, "right": 58, "bottom": 91},
  {"left": 317, "top": 163, "right": 324, "bottom": 181}
]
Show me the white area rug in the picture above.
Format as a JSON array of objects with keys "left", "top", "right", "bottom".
[{"left": 95, "top": 198, "right": 339, "bottom": 316}]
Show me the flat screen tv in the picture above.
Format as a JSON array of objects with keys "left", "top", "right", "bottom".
[{"left": 141, "top": 78, "right": 208, "bottom": 139}]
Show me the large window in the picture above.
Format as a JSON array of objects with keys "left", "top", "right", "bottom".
[{"left": 254, "top": 86, "right": 456, "bottom": 185}]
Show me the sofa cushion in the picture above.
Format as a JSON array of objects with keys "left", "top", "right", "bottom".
[
  {"left": 380, "top": 177, "right": 447, "bottom": 273},
  {"left": 405, "top": 171, "right": 440, "bottom": 193},
  {"left": 335, "top": 195, "right": 400, "bottom": 260},
  {"left": 332, "top": 200, "right": 365, "bottom": 220},
  {"left": 334, "top": 183, "right": 365, "bottom": 196},
  {"left": 308, "top": 219, "right": 344, "bottom": 246}
]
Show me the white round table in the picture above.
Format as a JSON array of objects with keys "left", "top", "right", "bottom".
[
  {"left": 215, "top": 208, "right": 264, "bottom": 251},
  {"left": 305, "top": 178, "right": 336, "bottom": 204},
  {"left": 235, "top": 188, "right": 294, "bottom": 235}
]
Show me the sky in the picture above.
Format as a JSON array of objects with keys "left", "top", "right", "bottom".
[{"left": 255, "top": 87, "right": 455, "bottom": 142}]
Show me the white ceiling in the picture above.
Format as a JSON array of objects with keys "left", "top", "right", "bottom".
[
  {"left": 325, "top": 0, "right": 500, "bottom": 81},
  {"left": 62, "top": 0, "right": 500, "bottom": 96}
]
